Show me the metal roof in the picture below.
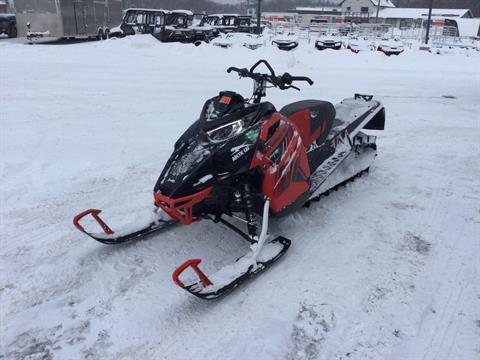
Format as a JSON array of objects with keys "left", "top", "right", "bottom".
[
  {"left": 340, "top": 0, "right": 395, "bottom": 8},
  {"left": 378, "top": 8, "right": 472, "bottom": 19}
]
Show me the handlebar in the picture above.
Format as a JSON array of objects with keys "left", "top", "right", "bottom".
[
  {"left": 227, "top": 60, "right": 314, "bottom": 92},
  {"left": 249, "top": 59, "right": 276, "bottom": 77}
]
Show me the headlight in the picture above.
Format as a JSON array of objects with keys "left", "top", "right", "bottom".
[{"left": 206, "top": 120, "right": 244, "bottom": 143}]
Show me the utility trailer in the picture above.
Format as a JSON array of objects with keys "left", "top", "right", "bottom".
[{"left": 14, "top": 0, "right": 123, "bottom": 40}]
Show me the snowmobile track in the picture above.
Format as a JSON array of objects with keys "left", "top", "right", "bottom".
[{"left": 304, "top": 167, "right": 370, "bottom": 208}]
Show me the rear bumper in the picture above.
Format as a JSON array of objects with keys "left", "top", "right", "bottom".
[{"left": 27, "top": 31, "right": 51, "bottom": 39}]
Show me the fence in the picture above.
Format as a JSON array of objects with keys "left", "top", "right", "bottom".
[{"left": 270, "top": 21, "right": 478, "bottom": 48}]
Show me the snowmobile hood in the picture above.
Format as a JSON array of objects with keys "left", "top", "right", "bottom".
[
  {"left": 153, "top": 97, "right": 275, "bottom": 199},
  {"left": 155, "top": 137, "right": 215, "bottom": 197},
  {"left": 154, "top": 123, "right": 262, "bottom": 199}
]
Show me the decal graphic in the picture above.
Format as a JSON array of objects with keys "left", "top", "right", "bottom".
[{"left": 231, "top": 144, "right": 250, "bottom": 162}]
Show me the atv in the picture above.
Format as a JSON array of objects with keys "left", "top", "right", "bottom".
[{"left": 73, "top": 60, "right": 385, "bottom": 300}]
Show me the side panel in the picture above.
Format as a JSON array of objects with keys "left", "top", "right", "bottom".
[
  {"left": 15, "top": 0, "right": 63, "bottom": 37},
  {"left": 59, "top": 0, "right": 77, "bottom": 35},
  {"left": 15, "top": 0, "right": 121, "bottom": 37},
  {"left": 84, "top": 0, "right": 96, "bottom": 34},
  {"left": 74, "top": 0, "right": 87, "bottom": 34},
  {"left": 106, "top": 0, "right": 123, "bottom": 28},
  {"left": 250, "top": 113, "right": 311, "bottom": 214},
  {"left": 64, "top": 0, "right": 110, "bottom": 37},
  {"left": 94, "top": 0, "right": 107, "bottom": 31}
]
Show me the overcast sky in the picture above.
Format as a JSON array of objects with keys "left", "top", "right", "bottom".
[{"left": 214, "top": 0, "right": 243, "bottom": 3}]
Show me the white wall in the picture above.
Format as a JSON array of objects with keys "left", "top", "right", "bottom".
[{"left": 341, "top": 0, "right": 377, "bottom": 15}]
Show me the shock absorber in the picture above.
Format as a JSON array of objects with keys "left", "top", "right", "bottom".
[{"left": 243, "top": 183, "right": 258, "bottom": 239}]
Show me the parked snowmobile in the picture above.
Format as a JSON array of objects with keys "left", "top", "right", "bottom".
[
  {"left": 272, "top": 32, "right": 299, "bottom": 51},
  {"left": 73, "top": 60, "right": 385, "bottom": 300}
]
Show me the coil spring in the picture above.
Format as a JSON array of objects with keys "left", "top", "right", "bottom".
[{"left": 243, "top": 184, "right": 258, "bottom": 238}]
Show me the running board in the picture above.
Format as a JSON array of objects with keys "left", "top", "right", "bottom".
[{"left": 308, "top": 135, "right": 377, "bottom": 200}]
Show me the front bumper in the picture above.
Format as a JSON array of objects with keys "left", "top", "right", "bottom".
[{"left": 154, "top": 187, "right": 212, "bottom": 224}]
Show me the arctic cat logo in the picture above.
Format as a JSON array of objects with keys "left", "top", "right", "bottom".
[{"left": 231, "top": 144, "right": 250, "bottom": 162}]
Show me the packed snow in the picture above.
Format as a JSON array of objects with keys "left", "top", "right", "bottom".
[{"left": 1, "top": 35, "right": 479, "bottom": 360}]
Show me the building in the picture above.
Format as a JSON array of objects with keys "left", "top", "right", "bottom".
[
  {"left": 377, "top": 8, "right": 474, "bottom": 29},
  {"left": 450, "top": 18, "right": 480, "bottom": 38},
  {"left": 340, "top": 0, "right": 395, "bottom": 23},
  {"left": 262, "top": 12, "right": 298, "bottom": 26},
  {"left": 290, "top": 6, "right": 343, "bottom": 25},
  {"left": 0, "top": 1, "right": 7, "bottom": 13}
]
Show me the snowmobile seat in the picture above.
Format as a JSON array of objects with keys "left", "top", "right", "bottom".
[{"left": 280, "top": 100, "right": 335, "bottom": 147}]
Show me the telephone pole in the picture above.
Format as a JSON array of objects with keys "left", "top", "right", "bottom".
[
  {"left": 375, "top": 0, "right": 381, "bottom": 23},
  {"left": 256, "top": 0, "right": 262, "bottom": 34},
  {"left": 425, "top": 0, "right": 434, "bottom": 44}
]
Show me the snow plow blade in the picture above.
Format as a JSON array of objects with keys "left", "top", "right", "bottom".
[
  {"left": 172, "top": 236, "right": 291, "bottom": 300},
  {"left": 73, "top": 208, "right": 177, "bottom": 245}
]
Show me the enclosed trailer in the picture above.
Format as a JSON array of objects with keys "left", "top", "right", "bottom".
[{"left": 14, "top": 0, "right": 123, "bottom": 40}]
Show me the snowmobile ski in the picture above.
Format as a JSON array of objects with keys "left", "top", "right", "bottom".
[
  {"left": 172, "top": 236, "right": 290, "bottom": 299},
  {"left": 172, "top": 199, "right": 291, "bottom": 300},
  {"left": 73, "top": 208, "right": 177, "bottom": 245}
]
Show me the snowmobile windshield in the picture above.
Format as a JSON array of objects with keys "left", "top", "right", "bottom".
[{"left": 206, "top": 119, "right": 244, "bottom": 143}]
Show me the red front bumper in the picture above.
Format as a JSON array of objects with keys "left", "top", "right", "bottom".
[{"left": 153, "top": 186, "right": 212, "bottom": 225}]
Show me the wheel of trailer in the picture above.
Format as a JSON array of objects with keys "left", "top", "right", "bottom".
[
  {"left": 97, "top": 29, "right": 104, "bottom": 41},
  {"left": 194, "top": 40, "right": 202, "bottom": 47},
  {"left": 103, "top": 29, "right": 110, "bottom": 40}
]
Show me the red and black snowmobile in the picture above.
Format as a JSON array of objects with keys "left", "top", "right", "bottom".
[{"left": 73, "top": 60, "right": 385, "bottom": 299}]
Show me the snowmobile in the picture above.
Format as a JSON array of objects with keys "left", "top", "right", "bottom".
[
  {"left": 315, "top": 36, "right": 343, "bottom": 51},
  {"left": 73, "top": 60, "right": 385, "bottom": 300}
]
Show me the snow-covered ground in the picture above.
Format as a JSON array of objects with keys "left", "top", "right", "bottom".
[{"left": 1, "top": 36, "right": 479, "bottom": 360}]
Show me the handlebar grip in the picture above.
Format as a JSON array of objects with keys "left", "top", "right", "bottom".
[
  {"left": 290, "top": 76, "right": 314, "bottom": 85},
  {"left": 227, "top": 67, "right": 249, "bottom": 77},
  {"left": 227, "top": 67, "right": 242, "bottom": 73}
]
